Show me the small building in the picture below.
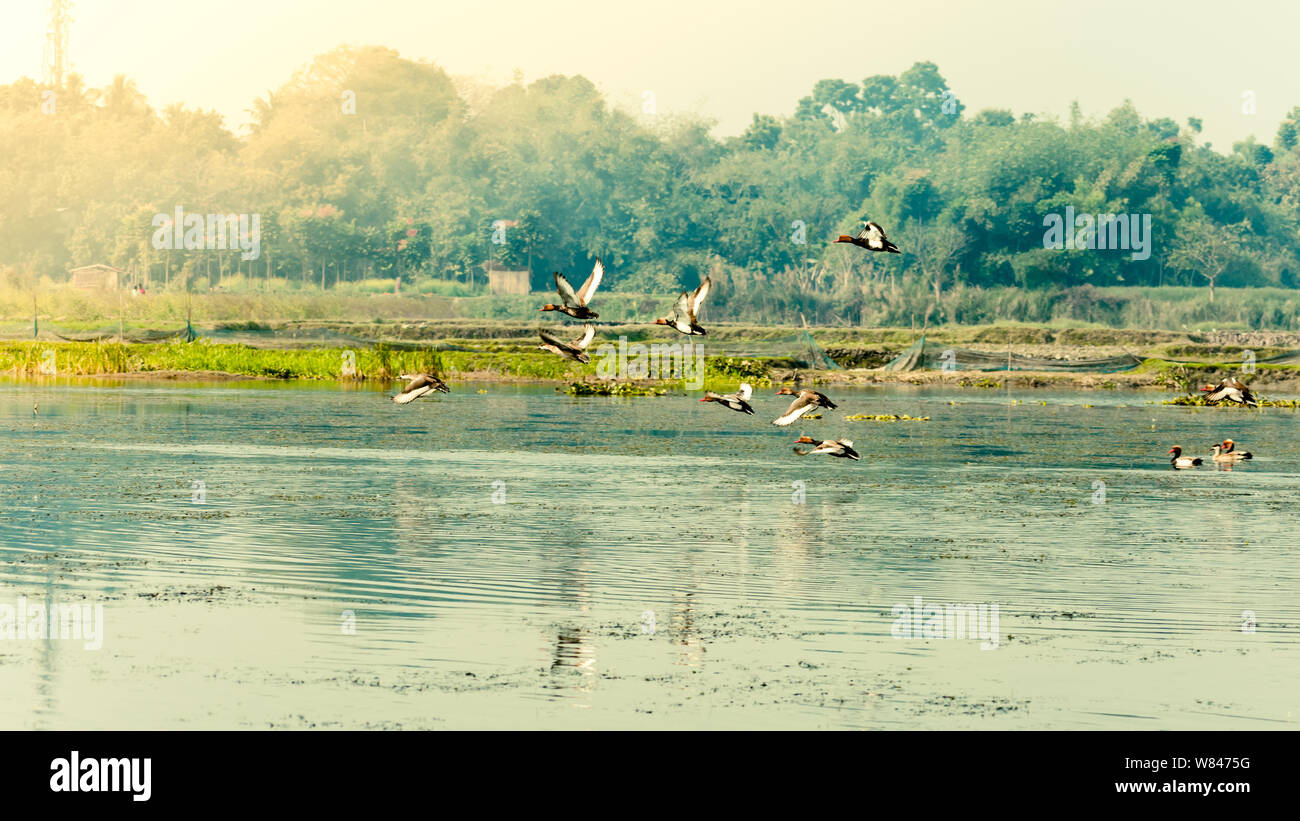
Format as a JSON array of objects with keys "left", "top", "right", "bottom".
[
  {"left": 485, "top": 265, "right": 531, "bottom": 295},
  {"left": 68, "top": 264, "right": 125, "bottom": 290}
]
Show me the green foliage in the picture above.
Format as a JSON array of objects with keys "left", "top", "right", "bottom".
[
  {"left": 4, "top": 52, "right": 1300, "bottom": 321},
  {"left": 706, "top": 357, "right": 771, "bottom": 383}
]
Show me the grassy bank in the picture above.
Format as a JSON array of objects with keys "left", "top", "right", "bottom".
[
  {"left": 7, "top": 338, "right": 1300, "bottom": 399},
  {"left": 12, "top": 283, "right": 1300, "bottom": 332},
  {"left": 0, "top": 339, "right": 764, "bottom": 390}
]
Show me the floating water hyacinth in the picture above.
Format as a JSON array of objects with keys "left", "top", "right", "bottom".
[
  {"left": 844, "top": 413, "right": 930, "bottom": 422},
  {"left": 1162, "top": 394, "right": 1299, "bottom": 407},
  {"left": 560, "top": 381, "right": 666, "bottom": 397}
]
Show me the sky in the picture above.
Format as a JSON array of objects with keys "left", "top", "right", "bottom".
[{"left": 2, "top": 0, "right": 1298, "bottom": 151}]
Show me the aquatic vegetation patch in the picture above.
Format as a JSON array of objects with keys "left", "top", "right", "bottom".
[
  {"left": 845, "top": 413, "right": 930, "bottom": 422},
  {"left": 560, "top": 381, "right": 666, "bottom": 397},
  {"left": 957, "top": 376, "right": 1003, "bottom": 388},
  {"left": 1161, "top": 394, "right": 1300, "bottom": 408}
]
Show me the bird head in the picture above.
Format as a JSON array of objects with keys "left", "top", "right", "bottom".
[{"left": 794, "top": 436, "right": 817, "bottom": 445}]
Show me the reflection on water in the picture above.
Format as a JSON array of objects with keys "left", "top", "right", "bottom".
[{"left": 1, "top": 379, "right": 1298, "bottom": 728}]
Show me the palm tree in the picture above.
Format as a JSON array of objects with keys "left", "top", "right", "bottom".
[
  {"left": 246, "top": 90, "right": 279, "bottom": 135},
  {"left": 102, "top": 74, "right": 149, "bottom": 116}
]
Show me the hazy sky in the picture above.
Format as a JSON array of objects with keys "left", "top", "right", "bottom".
[{"left": 3, "top": 0, "right": 1298, "bottom": 151}]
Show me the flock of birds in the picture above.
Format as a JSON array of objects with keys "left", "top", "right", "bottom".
[
  {"left": 390, "top": 219, "right": 903, "bottom": 460},
  {"left": 387, "top": 219, "right": 1268, "bottom": 468},
  {"left": 1166, "top": 376, "right": 1262, "bottom": 468}
]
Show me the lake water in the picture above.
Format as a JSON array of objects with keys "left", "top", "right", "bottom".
[{"left": 1, "top": 378, "right": 1298, "bottom": 729}]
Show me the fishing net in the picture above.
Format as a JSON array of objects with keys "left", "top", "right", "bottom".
[
  {"left": 702, "top": 330, "right": 841, "bottom": 369},
  {"left": 883, "top": 336, "right": 1142, "bottom": 373}
]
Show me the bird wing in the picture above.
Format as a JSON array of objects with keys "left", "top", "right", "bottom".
[
  {"left": 538, "top": 328, "right": 566, "bottom": 348},
  {"left": 573, "top": 323, "right": 596, "bottom": 350},
  {"left": 736, "top": 382, "right": 753, "bottom": 401},
  {"left": 1203, "top": 386, "right": 1234, "bottom": 403},
  {"left": 554, "top": 272, "right": 581, "bottom": 308},
  {"left": 671, "top": 290, "right": 691, "bottom": 319},
  {"left": 690, "top": 276, "right": 712, "bottom": 317},
  {"left": 401, "top": 374, "right": 429, "bottom": 392},
  {"left": 861, "top": 221, "right": 890, "bottom": 250},
  {"left": 772, "top": 394, "right": 815, "bottom": 426},
  {"left": 576, "top": 260, "right": 604, "bottom": 306},
  {"left": 392, "top": 385, "right": 431, "bottom": 405}
]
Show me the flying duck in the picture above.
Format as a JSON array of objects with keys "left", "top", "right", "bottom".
[
  {"left": 793, "top": 436, "right": 860, "bottom": 460},
  {"left": 538, "top": 324, "right": 596, "bottom": 363},
  {"left": 1221, "top": 439, "right": 1253, "bottom": 459},
  {"left": 392, "top": 373, "right": 450, "bottom": 404},
  {"left": 655, "top": 277, "right": 711, "bottom": 336},
  {"left": 700, "top": 381, "right": 755, "bottom": 414},
  {"left": 834, "top": 220, "right": 901, "bottom": 253},
  {"left": 1167, "top": 446, "right": 1203, "bottom": 469},
  {"left": 1201, "top": 377, "right": 1258, "bottom": 407},
  {"left": 772, "top": 387, "right": 837, "bottom": 426},
  {"left": 540, "top": 260, "right": 604, "bottom": 319}
]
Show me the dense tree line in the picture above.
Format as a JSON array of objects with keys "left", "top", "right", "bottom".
[{"left": 3, "top": 46, "right": 1299, "bottom": 319}]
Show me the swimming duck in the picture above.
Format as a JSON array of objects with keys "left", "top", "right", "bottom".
[
  {"left": 772, "top": 387, "right": 837, "bottom": 426},
  {"left": 1221, "top": 439, "right": 1253, "bottom": 459},
  {"left": 1167, "top": 446, "right": 1203, "bottom": 469},
  {"left": 834, "top": 220, "right": 901, "bottom": 254},
  {"left": 793, "top": 436, "right": 861, "bottom": 460},
  {"left": 538, "top": 324, "right": 596, "bottom": 363},
  {"left": 700, "top": 382, "right": 755, "bottom": 414},
  {"left": 392, "top": 373, "right": 450, "bottom": 404},
  {"left": 655, "top": 277, "right": 711, "bottom": 336},
  {"left": 540, "top": 261, "right": 604, "bottom": 319},
  {"left": 1200, "top": 377, "right": 1258, "bottom": 407},
  {"left": 1210, "top": 444, "right": 1237, "bottom": 463}
]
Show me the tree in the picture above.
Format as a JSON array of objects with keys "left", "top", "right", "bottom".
[
  {"left": 1169, "top": 214, "right": 1248, "bottom": 302},
  {"left": 909, "top": 217, "right": 968, "bottom": 317}
]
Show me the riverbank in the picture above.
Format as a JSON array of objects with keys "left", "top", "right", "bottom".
[{"left": 3, "top": 325, "right": 1298, "bottom": 395}]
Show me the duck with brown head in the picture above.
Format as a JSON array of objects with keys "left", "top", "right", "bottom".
[
  {"left": 772, "top": 387, "right": 837, "bottom": 426},
  {"left": 793, "top": 436, "right": 860, "bottom": 460},
  {"left": 540, "top": 261, "right": 603, "bottom": 319},
  {"left": 1168, "top": 446, "right": 1203, "bottom": 469},
  {"left": 1221, "top": 439, "right": 1253, "bottom": 459},
  {"left": 654, "top": 277, "right": 710, "bottom": 336},
  {"left": 700, "top": 382, "right": 755, "bottom": 415}
]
